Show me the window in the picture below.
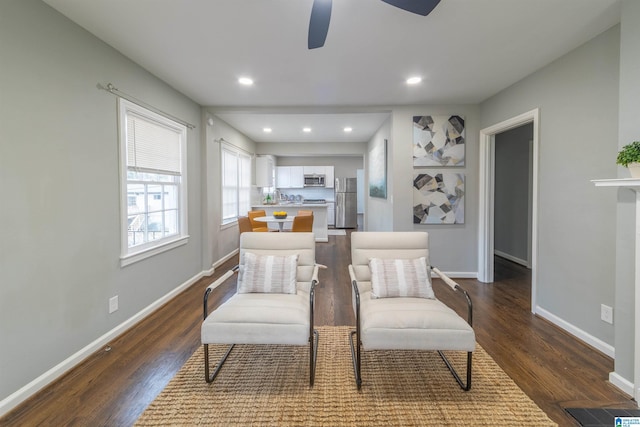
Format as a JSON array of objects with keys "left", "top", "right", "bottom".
[
  {"left": 221, "top": 144, "right": 251, "bottom": 224},
  {"left": 119, "top": 98, "right": 188, "bottom": 265}
]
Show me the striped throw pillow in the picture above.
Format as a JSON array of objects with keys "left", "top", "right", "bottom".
[
  {"left": 369, "top": 257, "right": 435, "bottom": 299},
  {"left": 238, "top": 252, "right": 298, "bottom": 294}
]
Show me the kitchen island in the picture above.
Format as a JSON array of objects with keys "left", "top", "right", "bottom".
[{"left": 251, "top": 204, "right": 328, "bottom": 242}]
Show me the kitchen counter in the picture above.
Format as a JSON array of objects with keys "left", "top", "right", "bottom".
[{"left": 251, "top": 204, "right": 328, "bottom": 242}]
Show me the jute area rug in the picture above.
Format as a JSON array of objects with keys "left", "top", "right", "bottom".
[{"left": 135, "top": 326, "right": 556, "bottom": 426}]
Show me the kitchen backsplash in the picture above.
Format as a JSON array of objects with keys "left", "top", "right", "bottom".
[
  {"left": 252, "top": 186, "right": 335, "bottom": 205},
  {"left": 279, "top": 187, "right": 335, "bottom": 201}
]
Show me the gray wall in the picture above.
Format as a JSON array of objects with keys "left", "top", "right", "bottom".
[
  {"left": 494, "top": 123, "right": 533, "bottom": 264},
  {"left": 387, "top": 106, "right": 481, "bottom": 274},
  {"left": 0, "top": 0, "right": 203, "bottom": 403},
  {"left": 480, "top": 25, "right": 620, "bottom": 362},
  {"left": 615, "top": 0, "right": 640, "bottom": 385},
  {"left": 366, "top": 116, "right": 393, "bottom": 232},
  {"left": 257, "top": 141, "right": 367, "bottom": 157},
  {"left": 202, "top": 114, "right": 257, "bottom": 270}
]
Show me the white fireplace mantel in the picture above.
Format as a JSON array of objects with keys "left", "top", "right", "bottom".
[
  {"left": 592, "top": 178, "right": 640, "bottom": 404},
  {"left": 592, "top": 178, "right": 640, "bottom": 188}
]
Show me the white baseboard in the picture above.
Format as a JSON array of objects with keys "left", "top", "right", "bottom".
[
  {"left": 0, "top": 269, "right": 209, "bottom": 417},
  {"left": 494, "top": 250, "right": 531, "bottom": 268},
  {"left": 609, "top": 371, "right": 635, "bottom": 398},
  {"left": 212, "top": 248, "right": 238, "bottom": 270},
  {"left": 535, "top": 306, "right": 615, "bottom": 358},
  {"left": 434, "top": 271, "right": 478, "bottom": 279}
]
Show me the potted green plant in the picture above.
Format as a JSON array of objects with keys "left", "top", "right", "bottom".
[{"left": 616, "top": 141, "right": 640, "bottom": 178}]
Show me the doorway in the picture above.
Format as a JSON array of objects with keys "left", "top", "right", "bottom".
[
  {"left": 494, "top": 123, "right": 533, "bottom": 268},
  {"left": 478, "top": 109, "right": 539, "bottom": 313}
]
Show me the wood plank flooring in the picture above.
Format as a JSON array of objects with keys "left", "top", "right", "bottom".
[{"left": 1, "top": 233, "right": 636, "bottom": 426}]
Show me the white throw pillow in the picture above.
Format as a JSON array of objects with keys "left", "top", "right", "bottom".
[
  {"left": 237, "top": 252, "right": 298, "bottom": 294},
  {"left": 369, "top": 257, "right": 435, "bottom": 299}
]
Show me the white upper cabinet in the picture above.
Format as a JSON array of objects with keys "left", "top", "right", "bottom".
[
  {"left": 278, "top": 165, "right": 334, "bottom": 188},
  {"left": 256, "top": 156, "right": 274, "bottom": 187},
  {"left": 303, "top": 166, "right": 324, "bottom": 175},
  {"left": 325, "top": 166, "right": 334, "bottom": 188},
  {"left": 276, "top": 166, "right": 291, "bottom": 188},
  {"left": 290, "top": 166, "right": 304, "bottom": 188},
  {"left": 276, "top": 166, "right": 304, "bottom": 188}
]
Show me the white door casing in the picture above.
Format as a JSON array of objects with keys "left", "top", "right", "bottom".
[{"left": 478, "top": 109, "right": 540, "bottom": 314}]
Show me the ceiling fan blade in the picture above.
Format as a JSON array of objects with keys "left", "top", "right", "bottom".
[
  {"left": 380, "top": 0, "right": 441, "bottom": 16},
  {"left": 308, "top": 0, "right": 332, "bottom": 49}
]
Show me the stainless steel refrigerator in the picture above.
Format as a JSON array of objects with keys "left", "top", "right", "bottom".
[{"left": 335, "top": 177, "right": 357, "bottom": 228}]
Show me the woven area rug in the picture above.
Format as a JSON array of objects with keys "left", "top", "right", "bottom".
[
  {"left": 135, "top": 326, "right": 556, "bottom": 426},
  {"left": 327, "top": 229, "right": 347, "bottom": 236}
]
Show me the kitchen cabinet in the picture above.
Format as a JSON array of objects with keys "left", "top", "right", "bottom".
[
  {"left": 325, "top": 166, "right": 334, "bottom": 188},
  {"left": 276, "top": 166, "right": 291, "bottom": 188},
  {"left": 290, "top": 166, "right": 304, "bottom": 187},
  {"left": 276, "top": 166, "right": 304, "bottom": 189},
  {"left": 327, "top": 201, "right": 335, "bottom": 226},
  {"left": 303, "top": 166, "right": 324, "bottom": 175},
  {"left": 255, "top": 156, "right": 274, "bottom": 188}
]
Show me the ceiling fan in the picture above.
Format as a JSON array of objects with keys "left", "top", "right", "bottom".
[{"left": 308, "top": 0, "right": 441, "bottom": 49}]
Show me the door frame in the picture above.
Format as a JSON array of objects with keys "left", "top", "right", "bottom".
[{"left": 478, "top": 108, "right": 540, "bottom": 313}]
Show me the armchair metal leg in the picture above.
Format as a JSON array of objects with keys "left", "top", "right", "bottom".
[
  {"left": 309, "top": 329, "right": 319, "bottom": 386},
  {"left": 348, "top": 330, "right": 362, "bottom": 389},
  {"left": 204, "top": 343, "right": 235, "bottom": 383},
  {"left": 438, "top": 350, "right": 472, "bottom": 391}
]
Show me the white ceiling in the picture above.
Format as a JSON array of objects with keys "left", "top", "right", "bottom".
[{"left": 43, "top": 0, "right": 621, "bottom": 143}]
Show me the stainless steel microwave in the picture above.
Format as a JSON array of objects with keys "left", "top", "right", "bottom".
[{"left": 304, "top": 174, "right": 325, "bottom": 187}]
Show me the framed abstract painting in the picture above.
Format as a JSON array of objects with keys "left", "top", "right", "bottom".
[
  {"left": 413, "top": 172, "right": 465, "bottom": 224},
  {"left": 413, "top": 115, "right": 465, "bottom": 167},
  {"left": 369, "top": 138, "right": 387, "bottom": 199}
]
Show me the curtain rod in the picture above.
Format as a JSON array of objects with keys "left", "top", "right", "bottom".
[{"left": 97, "top": 82, "right": 196, "bottom": 129}]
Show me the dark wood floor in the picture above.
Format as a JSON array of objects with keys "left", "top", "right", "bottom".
[{"left": 1, "top": 232, "right": 636, "bottom": 426}]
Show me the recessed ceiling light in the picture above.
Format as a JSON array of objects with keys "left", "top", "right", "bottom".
[
  {"left": 238, "top": 77, "right": 254, "bottom": 86},
  {"left": 344, "top": 127, "right": 353, "bottom": 132},
  {"left": 263, "top": 127, "right": 272, "bottom": 133},
  {"left": 406, "top": 76, "right": 422, "bottom": 85},
  {"left": 303, "top": 127, "right": 312, "bottom": 133}
]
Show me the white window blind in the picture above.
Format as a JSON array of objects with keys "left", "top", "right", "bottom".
[
  {"left": 221, "top": 144, "right": 252, "bottom": 224},
  {"left": 126, "top": 112, "right": 182, "bottom": 175}
]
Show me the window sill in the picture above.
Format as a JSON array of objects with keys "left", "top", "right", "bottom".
[{"left": 120, "top": 235, "right": 189, "bottom": 267}]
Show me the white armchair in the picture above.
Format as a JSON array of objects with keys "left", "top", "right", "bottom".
[
  {"left": 201, "top": 232, "right": 320, "bottom": 386},
  {"left": 348, "top": 231, "right": 475, "bottom": 390}
]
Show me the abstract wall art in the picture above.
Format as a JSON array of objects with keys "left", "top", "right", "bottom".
[
  {"left": 413, "top": 115, "right": 465, "bottom": 166},
  {"left": 369, "top": 138, "right": 387, "bottom": 199},
  {"left": 413, "top": 172, "right": 465, "bottom": 224}
]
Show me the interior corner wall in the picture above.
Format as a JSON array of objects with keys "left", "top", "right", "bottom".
[
  {"left": 615, "top": 0, "right": 640, "bottom": 386},
  {"left": 0, "top": 0, "right": 203, "bottom": 406},
  {"left": 480, "top": 25, "right": 620, "bottom": 360},
  {"left": 365, "top": 116, "right": 393, "bottom": 231},
  {"left": 203, "top": 114, "right": 257, "bottom": 269},
  {"left": 388, "top": 106, "right": 480, "bottom": 274}
]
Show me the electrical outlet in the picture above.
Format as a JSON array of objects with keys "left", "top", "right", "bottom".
[
  {"left": 109, "top": 296, "right": 119, "bottom": 314},
  {"left": 600, "top": 304, "right": 613, "bottom": 324}
]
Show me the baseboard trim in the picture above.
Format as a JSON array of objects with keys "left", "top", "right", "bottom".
[
  {"left": 609, "top": 371, "right": 635, "bottom": 398},
  {"left": 213, "top": 248, "right": 238, "bottom": 270},
  {"left": 431, "top": 271, "right": 478, "bottom": 279},
  {"left": 0, "top": 269, "right": 209, "bottom": 417},
  {"left": 535, "top": 306, "right": 615, "bottom": 358},
  {"left": 494, "top": 250, "right": 531, "bottom": 268}
]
